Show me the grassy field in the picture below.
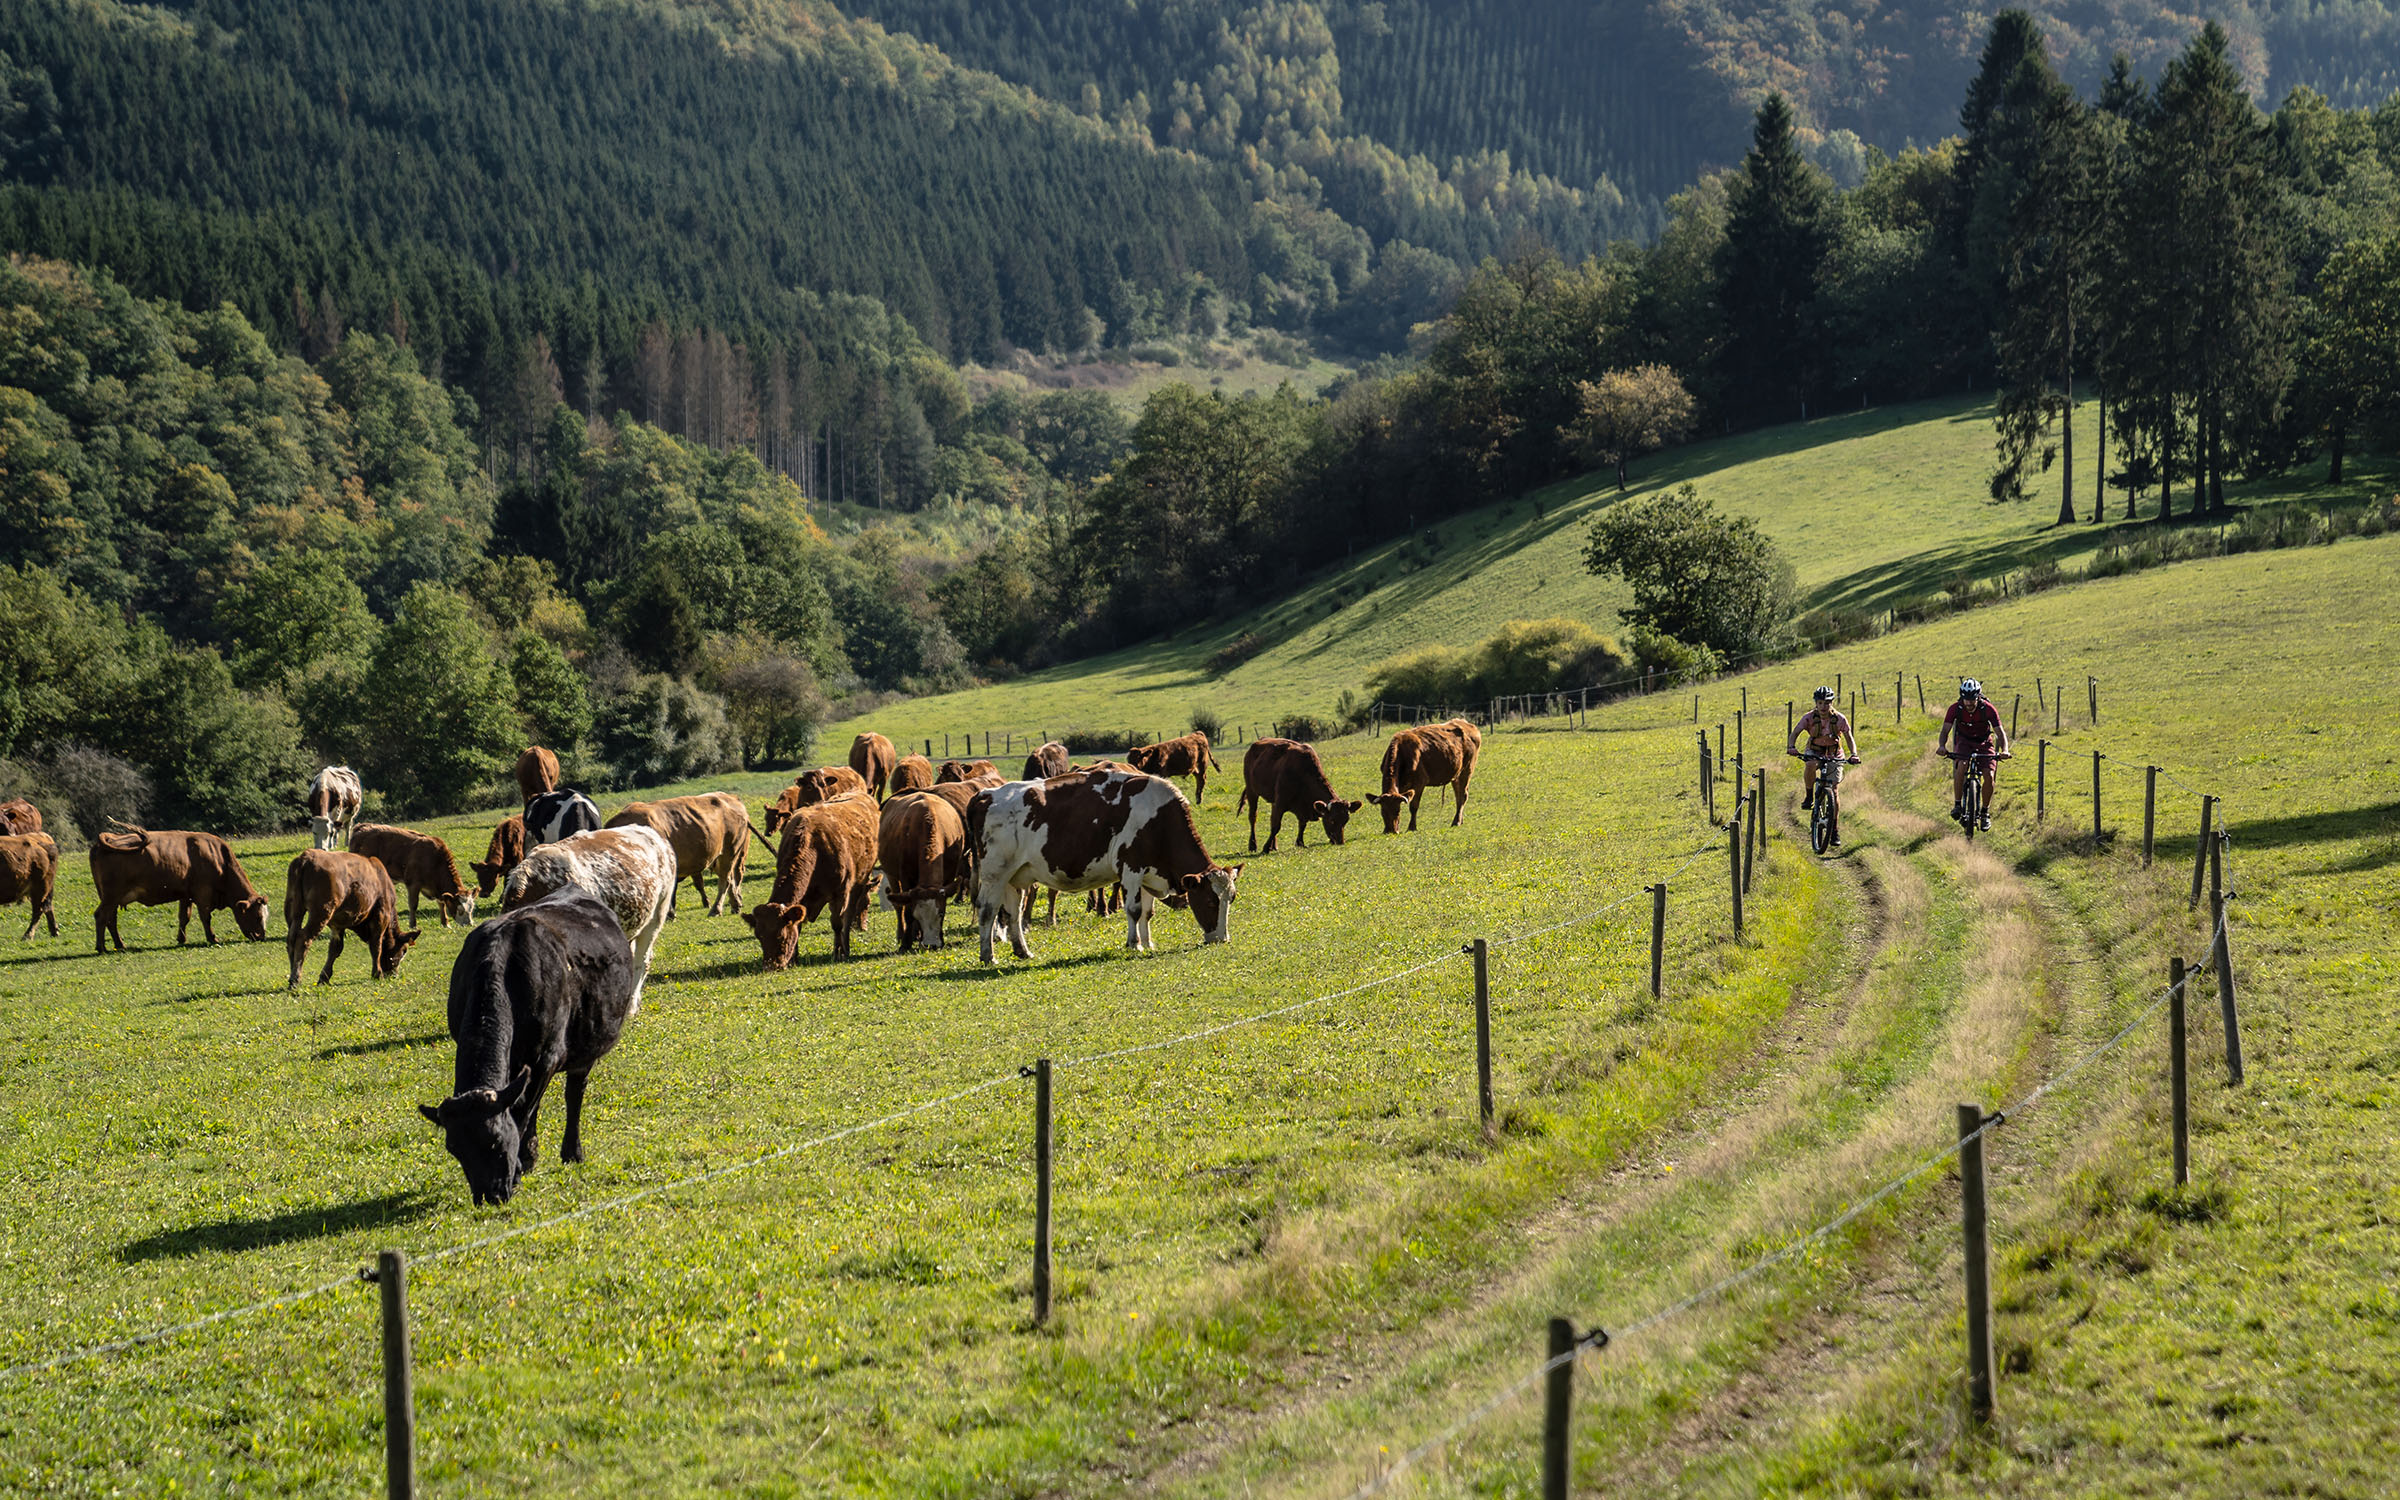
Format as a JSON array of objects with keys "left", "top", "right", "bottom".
[
  {"left": 3, "top": 532, "right": 2394, "bottom": 1493},
  {"left": 844, "top": 397, "right": 2394, "bottom": 747}
]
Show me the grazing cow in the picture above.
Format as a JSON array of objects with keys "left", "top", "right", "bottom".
[
  {"left": 305, "top": 766, "right": 363, "bottom": 851},
  {"left": 0, "top": 799, "right": 42, "bottom": 836},
  {"left": 743, "top": 792, "right": 879, "bottom": 969},
  {"left": 971, "top": 770, "right": 1241, "bottom": 962},
  {"left": 878, "top": 792, "right": 969, "bottom": 951},
  {"left": 604, "top": 792, "right": 751, "bottom": 918},
  {"left": 1237, "top": 738, "right": 1362, "bottom": 853},
  {"left": 889, "top": 754, "right": 936, "bottom": 795},
  {"left": 89, "top": 826, "right": 270, "bottom": 952},
  {"left": 1126, "top": 733, "right": 1222, "bottom": 803},
  {"left": 936, "top": 759, "right": 999, "bottom": 785},
  {"left": 418, "top": 888, "right": 641, "bottom": 1205},
  {"left": 352, "top": 824, "right": 478, "bottom": 927},
  {"left": 1367, "top": 719, "right": 1483, "bottom": 832},
  {"left": 1, "top": 832, "right": 59, "bottom": 939},
  {"left": 514, "top": 745, "right": 562, "bottom": 805},
  {"left": 502, "top": 826, "right": 676, "bottom": 1005},
  {"left": 849, "top": 732, "right": 896, "bottom": 801},
  {"left": 766, "top": 766, "right": 874, "bottom": 834},
  {"left": 283, "top": 849, "right": 421, "bottom": 988},
  {"left": 525, "top": 789, "right": 604, "bottom": 848},
  {"left": 470, "top": 815, "right": 527, "bottom": 899},
  {"left": 1023, "top": 741, "right": 1071, "bottom": 781}
]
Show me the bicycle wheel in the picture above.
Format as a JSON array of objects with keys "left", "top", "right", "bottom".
[
  {"left": 1962, "top": 776, "right": 1981, "bottom": 841},
  {"left": 1810, "top": 785, "right": 1833, "bottom": 855}
]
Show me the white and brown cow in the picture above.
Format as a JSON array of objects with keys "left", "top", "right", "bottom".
[
  {"left": 305, "top": 766, "right": 363, "bottom": 851},
  {"left": 970, "top": 769, "right": 1241, "bottom": 962},
  {"left": 1367, "top": 719, "right": 1483, "bottom": 832},
  {"left": 604, "top": 792, "right": 751, "bottom": 917},
  {"left": 502, "top": 826, "right": 677, "bottom": 1007}
]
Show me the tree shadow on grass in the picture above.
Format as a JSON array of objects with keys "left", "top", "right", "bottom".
[
  {"left": 2218, "top": 799, "right": 2400, "bottom": 853},
  {"left": 314, "top": 1032, "right": 447, "bottom": 1060},
  {"left": 119, "top": 1189, "right": 437, "bottom": 1263}
]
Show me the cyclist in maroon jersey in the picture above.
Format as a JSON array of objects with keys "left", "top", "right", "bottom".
[{"left": 1938, "top": 678, "right": 2010, "bottom": 829}]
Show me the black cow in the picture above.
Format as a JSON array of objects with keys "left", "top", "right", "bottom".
[
  {"left": 417, "top": 888, "right": 641, "bottom": 1205},
  {"left": 525, "top": 789, "right": 604, "bottom": 849}
]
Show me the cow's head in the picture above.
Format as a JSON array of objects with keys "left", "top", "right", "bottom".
[
  {"left": 308, "top": 816, "right": 339, "bottom": 851},
  {"left": 764, "top": 804, "right": 789, "bottom": 835},
  {"left": 232, "top": 895, "right": 271, "bottom": 940},
  {"left": 900, "top": 885, "right": 948, "bottom": 950},
  {"left": 469, "top": 860, "right": 510, "bottom": 899},
  {"left": 1314, "top": 798, "right": 1364, "bottom": 844},
  {"left": 438, "top": 889, "right": 478, "bottom": 927},
  {"left": 1179, "top": 864, "right": 1243, "bottom": 943},
  {"left": 742, "top": 901, "right": 810, "bottom": 971},
  {"left": 373, "top": 925, "right": 425, "bottom": 977},
  {"left": 419, "top": 1066, "right": 533, "bottom": 1205},
  {"left": 1362, "top": 791, "right": 1410, "bottom": 833}
]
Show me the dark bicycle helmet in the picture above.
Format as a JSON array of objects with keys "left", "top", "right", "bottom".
[
  {"left": 1813, "top": 686, "right": 1835, "bottom": 702},
  {"left": 1958, "top": 678, "right": 1983, "bottom": 698}
]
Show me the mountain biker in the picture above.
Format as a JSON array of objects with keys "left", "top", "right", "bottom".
[
  {"left": 1787, "top": 686, "right": 1859, "bottom": 822},
  {"left": 1938, "top": 678, "right": 2010, "bottom": 829}
]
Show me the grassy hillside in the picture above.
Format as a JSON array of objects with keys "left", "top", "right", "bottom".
[
  {"left": 842, "top": 397, "right": 2394, "bottom": 745},
  {"left": 5, "top": 531, "right": 2393, "bottom": 1494}
]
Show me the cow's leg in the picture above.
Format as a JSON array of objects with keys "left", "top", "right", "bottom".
[
  {"left": 627, "top": 894, "right": 670, "bottom": 1012},
  {"left": 1263, "top": 801, "right": 1283, "bottom": 855},
  {"left": 43, "top": 894, "right": 56, "bottom": 937},
  {"left": 198, "top": 905, "right": 220, "bottom": 944},
  {"left": 1194, "top": 769, "right": 1206, "bottom": 804},
  {"left": 286, "top": 912, "right": 324, "bottom": 989},
  {"left": 176, "top": 900, "right": 193, "bottom": 945},
  {"left": 977, "top": 888, "right": 1000, "bottom": 964},
  {"left": 1121, "top": 873, "right": 1149, "bottom": 951},
  {"left": 405, "top": 886, "right": 421, "bottom": 929},
  {"left": 95, "top": 902, "right": 114, "bottom": 954},
  {"left": 21, "top": 903, "right": 38, "bottom": 942},
  {"left": 1452, "top": 769, "right": 1474, "bottom": 826},
  {"left": 560, "top": 1071, "right": 591, "bottom": 1164},
  {"left": 318, "top": 924, "right": 346, "bottom": 985},
  {"left": 1005, "top": 885, "right": 1035, "bottom": 959},
  {"left": 1043, "top": 888, "right": 1057, "bottom": 927},
  {"left": 1407, "top": 789, "right": 1423, "bottom": 831},
  {"left": 515, "top": 1069, "right": 555, "bottom": 1172}
]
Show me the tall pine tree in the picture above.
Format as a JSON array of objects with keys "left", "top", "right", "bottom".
[{"left": 1713, "top": 94, "right": 1831, "bottom": 425}]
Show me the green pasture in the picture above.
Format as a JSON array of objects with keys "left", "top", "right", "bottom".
[{"left": 844, "top": 396, "right": 2392, "bottom": 746}]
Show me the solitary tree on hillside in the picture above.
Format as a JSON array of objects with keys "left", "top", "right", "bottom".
[
  {"left": 1714, "top": 94, "right": 1832, "bottom": 425},
  {"left": 1569, "top": 365, "right": 1697, "bottom": 488},
  {"left": 1582, "top": 483, "right": 1794, "bottom": 657}
]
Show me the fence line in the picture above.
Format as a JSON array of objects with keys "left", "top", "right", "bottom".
[{"left": 1343, "top": 826, "right": 2241, "bottom": 1497}]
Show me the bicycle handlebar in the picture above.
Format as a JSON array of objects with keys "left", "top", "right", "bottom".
[
  {"left": 1938, "top": 749, "right": 2014, "bottom": 760},
  {"left": 1789, "top": 750, "right": 1860, "bottom": 763}
]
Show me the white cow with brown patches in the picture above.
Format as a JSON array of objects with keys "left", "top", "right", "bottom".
[
  {"left": 968, "top": 769, "right": 1241, "bottom": 962},
  {"left": 502, "top": 826, "right": 676, "bottom": 1006}
]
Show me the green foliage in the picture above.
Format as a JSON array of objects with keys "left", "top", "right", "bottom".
[
  {"left": 353, "top": 585, "right": 522, "bottom": 814},
  {"left": 594, "top": 675, "right": 740, "bottom": 786},
  {"left": 507, "top": 633, "right": 593, "bottom": 752},
  {"left": 213, "top": 552, "right": 375, "bottom": 692},
  {"left": 1364, "top": 617, "right": 1630, "bottom": 706},
  {"left": 1583, "top": 483, "right": 1794, "bottom": 655},
  {"left": 1714, "top": 95, "right": 1834, "bottom": 423},
  {"left": 701, "top": 635, "right": 831, "bottom": 768}
]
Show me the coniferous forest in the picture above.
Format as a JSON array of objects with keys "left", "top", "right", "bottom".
[{"left": 4, "top": 2, "right": 2400, "bottom": 835}]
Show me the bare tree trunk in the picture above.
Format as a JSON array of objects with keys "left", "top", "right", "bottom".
[
  {"left": 2094, "top": 384, "right": 2107, "bottom": 522},
  {"left": 2330, "top": 416, "right": 2347, "bottom": 485}
]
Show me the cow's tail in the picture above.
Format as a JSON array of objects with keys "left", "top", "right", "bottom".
[{"left": 743, "top": 817, "right": 775, "bottom": 850}]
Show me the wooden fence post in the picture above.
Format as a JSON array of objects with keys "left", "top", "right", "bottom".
[
  {"left": 1716, "top": 724, "right": 1726, "bottom": 783},
  {"left": 1957, "top": 1105, "right": 1996, "bottom": 1425},
  {"left": 2010, "top": 694, "right": 2020, "bottom": 740},
  {"left": 1735, "top": 709, "right": 1744, "bottom": 768},
  {"left": 2092, "top": 751, "right": 2104, "bottom": 841},
  {"left": 2210, "top": 834, "right": 2244, "bottom": 1086},
  {"left": 1896, "top": 672, "right": 1903, "bottom": 726},
  {"left": 1696, "top": 733, "right": 1712, "bottom": 820},
  {"left": 376, "top": 1249, "right": 415, "bottom": 1500},
  {"left": 1728, "top": 806, "right": 1745, "bottom": 941},
  {"left": 1543, "top": 1317, "right": 1575, "bottom": 1500},
  {"left": 1469, "top": 939, "right": 1494, "bottom": 1139},
  {"left": 2088, "top": 675, "right": 2099, "bottom": 726},
  {"left": 2036, "top": 739, "right": 2048, "bottom": 821},
  {"left": 2189, "top": 795, "right": 2216, "bottom": 908},
  {"left": 1649, "top": 883, "right": 1667, "bottom": 1001},
  {"left": 2055, "top": 693, "right": 2062, "bottom": 735},
  {"left": 1917, "top": 673, "right": 1926, "bottom": 711},
  {"left": 2169, "top": 956, "right": 2189, "bottom": 1186},
  {"left": 2143, "top": 766, "right": 2158, "bottom": 866},
  {"left": 1032, "top": 1058, "right": 1053, "bottom": 1324},
  {"left": 1786, "top": 699, "right": 1794, "bottom": 745}
]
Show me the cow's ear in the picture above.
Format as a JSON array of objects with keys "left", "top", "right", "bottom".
[
  {"left": 1345, "top": 799, "right": 1363, "bottom": 812},
  {"left": 396, "top": 929, "right": 424, "bottom": 950},
  {"left": 1223, "top": 864, "right": 1244, "bottom": 880},
  {"left": 418, "top": 1102, "right": 444, "bottom": 1126},
  {"left": 780, "top": 905, "right": 810, "bottom": 929}
]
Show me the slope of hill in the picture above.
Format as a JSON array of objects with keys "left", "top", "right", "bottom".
[{"left": 829, "top": 396, "right": 2395, "bottom": 743}]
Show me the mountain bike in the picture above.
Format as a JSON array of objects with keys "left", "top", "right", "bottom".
[
  {"left": 1791, "top": 750, "right": 1859, "bottom": 856},
  {"left": 1940, "top": 749, "right": 2008, "bottom": 840}
]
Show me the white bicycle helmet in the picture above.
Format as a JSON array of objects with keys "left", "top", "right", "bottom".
[
  {"left": 1813, "top": 686, "right": 1835, "bottom": 702},
  {"left": 1959, "top": 678, "right": 1983, "bottom": 698}
]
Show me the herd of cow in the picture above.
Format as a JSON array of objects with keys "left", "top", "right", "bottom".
[{"left": 0, "top": 717, "right": 1484, "bottom": 1202}]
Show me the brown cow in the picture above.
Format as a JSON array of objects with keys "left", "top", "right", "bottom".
[
  {"left": 1023, "top": 741, "right": 1070, "bottom": 781},
  {"left": 515, "top": 746, "right": 562, "bottom": 805},
  {"left": 605, "top": 792, "right": 752, "bottom": 918},
  {"left": 889, "top": 754, "right": 936, "bottom": 795},
  {"left": 1238, "top": 739, "right": 1362, "bottom": 853},
  {"left": 1367, "top": 719, "right": 1483, "bottom": 832},
  {"left": 743, "top": 792, "right": 879, "bottom": 968},
  {"left": 849, "top": 732, "right": 896, "bottom": 801},
  {"left": 352, "top": 824, "right": 478, "bottom": 928},
  {"left": 284, "top": 849, "right": 421, "bottom": 988},
  {"left": 1126, "top": 732, "right": 1222, "bottom": 802},
  {"left": 1, "top": 832, "right": 59, "bottom": 939},
  {"left": 470, "top": 815, "right": 526, "bottom": 899},
  {"left": 89, "top": 826, "right": 270, "bottom": 952},
  {"left": 879, "top": 792, "right": 969, "bottom": 951},
  {"left": 935, "top": 759, "right": 999, "bottom": 785},
  {"left": 765, "top": 766, "right": 870, "bottom": 834},
  {"left": 0, "top": 799, "right": 43, "bottom": 836}
]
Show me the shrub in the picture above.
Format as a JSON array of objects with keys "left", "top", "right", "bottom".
[
  {"left": 1363, "top": 643, "right": 1475, "bottom": 708},
  {"left": 1583, "top": 483, "right": 1795, "bottom": 655},
  {"left": 594, "top": 674, "right": 740, "bottom": 787},
  {"left": 1205, "top": 632, "right": 1266, "bottom": 675},
  {"left": 1272, "top": 712, "right": 1338, "bottom": 742},
  {"left": 1476, "top": 618, "right": 1626, "bottom": 697},
  {"left": 1626, "top": 625, "right": 1723, "bottom": 686},
  {"left": 1059, "top": 728, "right": 1143, "bottom": 756},
  {"left": 1188, "top": 706, "right": 1223, "bottom": 742},
  {"left": 509, "top": 632, "right": 594, "bottom": 749},
  {"left": 702, "top": 634, "right": 829, "bottom": 767},
  {"left": 35, "top": 743, "right": 152, "bottom": 844},
  {"left": 353, "top": 584, "right": 523, "bottom": 814}
]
